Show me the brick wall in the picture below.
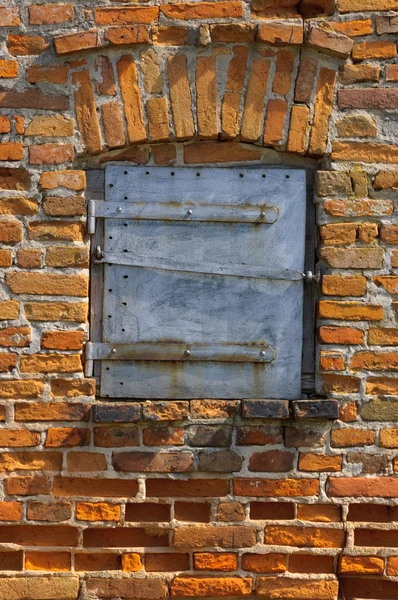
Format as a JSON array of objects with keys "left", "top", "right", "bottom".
[{"left": 0, "top": 0, "right": 398, "bottom": 598}]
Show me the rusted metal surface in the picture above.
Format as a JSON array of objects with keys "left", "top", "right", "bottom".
[{"left": 96, "top": 167, "right": 306, "bottom": 399}]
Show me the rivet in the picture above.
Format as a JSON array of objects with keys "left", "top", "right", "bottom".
[
  {"left": 185, "top": 349, "right": 191, "bottom": 357},
  {"left": 117, "top": 207, "right": 122, "bottom": 213},
  {"left": 111, "top": 348, "right": 117, "bottom": 354},
  {"left": 260, "top": 211, "right": 266, "bottom": 219},
  {"left": 187, "top": 209, "right": 193, "bottom": 216},
  {"left": 260, "top": 350, "right": 266, "bottom": 357}
]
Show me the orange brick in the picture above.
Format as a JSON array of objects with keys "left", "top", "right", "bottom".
[
  {"left": 320, "top": 222, "right": 357, "bottom": 245},
  {"left": 331, "top": 19, "right": 373, "bottom": 36},
  {"left": 308, "top": 67, "right": 336, "bottom": 156},
  {"left": 0, "top": 116, "right": 10, "bottom": 134},
  {"left": 353, "top": 41, "right": 397, "bottom": 61},
  {"left": 72, "top": 70, "right": 102, "bottom": 155},
  {"left": 29, "top": 144, "right": 73, "bottom": 165},
  {"left": 20, "top": 354, "right": 82, "bottom": 374},
  {"left": 331, "top": 428, "right": 375, "bottom": 447},
  {"left": 241, "top": 58, "right": 270, "bottom": 142},
  {"left": 17, "top": 249, "right": 41, "bottom": 269},
  {"left": 299, "top": 454, "right": 342, "bottom": 472},
  {"left": 256, "top": 577, "right": 338, "bottom": 598},
  {"left": 320, "top": 351, "right": 345, "bottom": 371},
  {"left": 146, "top": 97, "right": 170, "bottom": 142},
  {"left": 241, "top": 553, "right": 286, "bottom": 573},
  {"left": 287, "top": 105, "right": 310, "bottom": 154},
  {"left": 167, "top": 54, "right": 195, "bottom": 140},
  {"left": 27, "top": 65, "right": 68, "bottom": 85},
  {"left": 0, "top": 429, "right": 39, "bottom": 447},
  {"left": 55, "top": 31, "right": 101, "bottom": 55},
  {"left": 322, "top": 275, "right": 366, "bottom": 297},
  {"left": 196, "top": 57, "right": 218, "bottom": 141},
  {"left": 0, "top": 220, "right": 22, "bottom": 244},
  {"left": 319, "top": 301, "right": 382, "bottom": 321},
  {"left": 117, "top": 55, "right": 146, "bottom": 145},
  {"left": 8, "top": 35, "right": 48, "bottom": 56},
  {"left": 95, "top": 7, "right": 159, "bottom": 24},
  {"left": 339, "top": 555, "right": 384, "bottom": 575},
  {"left": 194, "top": 552, "right": 238, "bottom": 571},
  {"left": 45, "top": 246, "right": 89, "bottom": 268},
  {"left": 28, "top": 221, "right": 83, "bottom": 242},
  {"left": 319, "top": 326, "right": 364, "bottom": 345},
  {"left": 7, "top": 272, "right": 88, "bottom": 297},
  {"left": 297, "top": 504, "right": 341, "bottom": 522},
  {"left": 40, "top": 170, "right": 86, "bottom": 191},
  {"left": 321, "top": 374, "right": 360, "bottom": 393},
  {"left": 184, "top": 142, "right": 261, "bottom": 164},
  {"left": 386, "top": 64, "right": 398, "bottom": 82},
  {"left": 160, "top": 2, "right": 242, "bottom": 19},
  {"left": 387, "top": 556, "right": 398, "bottom": 576},
  {"left": 121, "top": 552, "right": 142, "bottom": 571},
  {"left": 339, "top": 63, "right": 380, "bottom": 84},
  {"left": 25, "top": 302, "right": 87, "bottom": 323},
  {"left": 0, "top": 451, "right": 62, "bottom": 473},
  {"left": 0, "top": 143, "right": 24, "bottom": 161},
  {"left": 171, "top": 577, "right": 252, "bottom": 597},
  {"left": 0, "top": 249, "right": 12, "bottom": 267},
  {"left": 41, "top": 331, "right": 84, "bottom": 351},
  {"left": 45, "top": 427, "right": 89, "bottom": 447},
  {"left": 257, "top": 21, "right": 303, "bottom": 44},
  {"left": 76, "top": 502, "right": 120, "bottom": 522},
  {"left": 295, "top": 57, "right": 317, "bottom": 102},
  {"left": 25, "top": 551, "right": 71, "bottom": 571},
  {"left": 263, "top": 99, "right": 287, "bottom": 146},
  {"left": 0, "top": 502, "right": 22, "bottom": 522},
  {"left": 221, "top": 92, "right": 240, "bottom": 140},
  {"left": 265, "top": 525, "right": 345, "bottom": 548},
  {"left": 0, "top": 353, "right": 16, "bottom": 372},
  {"left": 273, "top": 49, "right": 295, "bottom": 96},
  {"left": 153, "top": 25, "right": 189, "bottom": 45},
  {"left": 351, "top": 350, "right": 398, "bottom": 371}
]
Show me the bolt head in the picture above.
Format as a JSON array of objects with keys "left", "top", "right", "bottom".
[{"left": 187, "top": 209, "right": 193, "bottom": 216}]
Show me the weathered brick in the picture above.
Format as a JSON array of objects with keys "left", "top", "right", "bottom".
[
  {"left": 316, "top": 171, "right": 352, "bottom": 196},
  {"left": 45, "top": 427, "right": 89, "bottom": 447},
  {"left": 53, "top": 477, "right": 138, "bottom": 498},
  {"left": 27, "top": 65, "right": 69, "bottom": 85},
  {"left": 8, "top": 35, "right": 49, "bottom": 56},
  {"left": 297, "top": 503, "right": 341, "bottom": 522},
  {"left": 234, "top": 478, "right": 319, "bottom": 497},
  {"left": 7, "top": 272, "right": 88, "bottom": 296},
  {"left": 153, "top": 25, "right": 188, "bottom": 45},
  {"left": 184, "top": 142, "right": 261, "bottom": 164},
  {"left": 117, "top": 55, "right": 146, "bottom": 144},
  {"left": 95, "top": 7, "right": 159, "bottom": 24},
  {"left": 27, "top": 501, "right": 72, "bottom": 522},
  {"left": 50, "top": 379, "right": 94, "bottom": 397},
  {"left": 29, "top": 144, "right": 74, "bottom": 165},
  {"left": 29, "top": 4, "right": 74, "bottom": 25},
  {"left": 322, "top": 275, "right": 366, "bottom": 296},
  {"left": 336, "top": 115, "right": 377, "bottom": 138},
  {"left": 161, "top": 2, "right": 243, "bottom": 19},
  {"left": 105, "top": 25, "right": 149, "bottom": 46},
  {"left": 20, "top": 354, "right": 82, "bottom": 374},
  {"left": 265, "top": 525, "right": 345, "bottom": 547},
  {"left": 241, "top": 58, "right": 270, "bottom": 142},
  {"left": 0, "top": 451, "right": 62, "bottom": 473},
  {"left": 25, "top": 302, "right": 88, "bottom": 322},
  {"left": 0, "top": 576, "right": 79, "bottom": 600},
  {"left": 264, "top": 99, "right": 288, "bottom": 146},
  {"left": 40, "top": 171, "right": 86, "bottom": 191},
  {"left": 308, "top": 67, "right": 337, "bottom": 156},
  {"left": 114, "top": 451, "right": 194, "bottom": 473},
  {"left": 0, "top": 7, "right": 20, "bottom": 26},
  {"left": 307, "top": 25, "right": 353, "bottom": 58},
  {"left": 319, "top": 326, "right": 364, "bottom": 345},
  {"left": 199, "top": 449, "right": 242, "bottom": 472},
  {"left": 194, "top": 551, "right": 238, "bottom": 571},
  {"left": 72, "top": 70, "right": 102, "bottom": 155},
  {"left": 17, "top": 249, "right": 41, "bottom": 269},
  {"left": 351, "top": 351, "right": 398, "bottom": 371},
  {"left": 249, "top": 450, "right": 295, "bottom": 472},
  {"left": 331, "top": 428, "right": 375, "bottom": 447},
  {"left": 86, "top": 578, "right": 167, "bottom": 600},
  {"left": 171, "top": 577, "right": 252, "bottom": 597},
  {"left": 5, "top": 475, "right": 50, "bottom": 496},
  {"left": 258, "top": 21, "right": 303, "bottom": 44},
  {"left": 146, "top": 478, "right": 230, "bottom": 498},
  {"left": 25, "top": 551, "right": 71, "bottom": 571},
  {"left": 287, "top": 105, "right": 310, "bottom": 154},
  {"left": 101, "top": 102, "right": 126, "bottom": 149},
  {"left": 173, "top": 525, "right": 256, "bottom": 549},
  {"left": 43, "top": 196, "right": 85, "bottom": 217},
  {"left": 299, "top": 453, "right": 342, "bottom": 472},
  {"left": 66, "top": 452, "right": 106, "bottom": 473},
  {"left": 256, "top": 577, "right": 338, "bottom": 599}
]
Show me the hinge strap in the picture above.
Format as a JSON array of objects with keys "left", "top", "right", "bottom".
[{"left": 94, "top": 252, "right": 306, "bottom": 282}]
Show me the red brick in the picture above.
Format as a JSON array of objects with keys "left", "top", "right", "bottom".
[{"left": 171, "top": 576, "right": 252, "bottom": 597}]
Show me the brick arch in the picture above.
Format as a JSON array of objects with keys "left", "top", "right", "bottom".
[{"left": 51, "top": 22, "right": 353, "bottom": 160}]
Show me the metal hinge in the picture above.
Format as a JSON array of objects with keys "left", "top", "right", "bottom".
[
  {"left": 85, "top": 341, "right": 275, "bottom": 377},
  {"left": 92, "top": 248, "right": 320, "bottom": 283},
  {"left": 87, "top": 199, "right": 280, "bottom": 236}
]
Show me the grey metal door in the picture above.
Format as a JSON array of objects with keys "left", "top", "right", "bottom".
[{"left": 87, "top": 167, "right": 307, "bottom": 399}]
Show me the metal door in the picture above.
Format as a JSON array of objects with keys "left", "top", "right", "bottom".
[{"left": 87, "top": 167, "right": 307, "bottom": 399}]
